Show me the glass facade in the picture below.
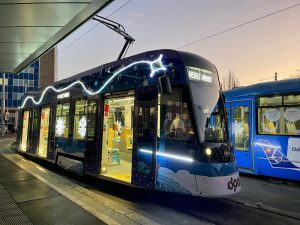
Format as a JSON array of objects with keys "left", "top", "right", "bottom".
[{"left": 0, "top": 60, "right": 39, "bottom": 108}]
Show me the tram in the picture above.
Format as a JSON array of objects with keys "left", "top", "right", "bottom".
[
  {"left": 17, "top": 49, "right": 240, "bottom": 197},
  {"left": 225, "top": 78, "right": 300, "bottom": 181}
]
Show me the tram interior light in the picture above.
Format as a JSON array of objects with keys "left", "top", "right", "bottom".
[
  {"left": 101, "top": 167, "right": 107, "bottom": 173},
  {"left": 205, "top": 148, "right": 212, "bottom": 156}
]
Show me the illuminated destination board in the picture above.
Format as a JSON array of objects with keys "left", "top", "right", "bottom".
[
  {"left": 187, "top": 66, "right": 213, "bottom": 83},
  {"left": 57, "top": 92, "right": 70, "bottom": 99}
]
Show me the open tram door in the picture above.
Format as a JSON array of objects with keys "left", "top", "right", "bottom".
[
  {"left": 230, "top": 100, "right": 253, "bottom": 172},
  {"left": 100, "top": 92, "right": 135, "bottom": 183},
  {"left": 37, "top": 106, "right": 51, "bottom": 158},
  {"left": 20, "top": 110, "right": 30, "bottom": 151},
  {"left": 132, "top": 86, "right": 158, "bottom": 188}
]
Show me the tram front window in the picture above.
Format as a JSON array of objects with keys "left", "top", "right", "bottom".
[
  {"left": 187, "top": 66, "right": 227, "bottom": 143},
  {"left": 159, "top": 87, "right": 195, "bottom": 142}
]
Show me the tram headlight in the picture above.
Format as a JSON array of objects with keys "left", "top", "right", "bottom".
[{"left": 205, "top": 148, "right": 212, "bottom": 156}]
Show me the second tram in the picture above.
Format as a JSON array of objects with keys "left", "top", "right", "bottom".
[{"left": 225, "top": 78, "right": 300, "bottom": 181}]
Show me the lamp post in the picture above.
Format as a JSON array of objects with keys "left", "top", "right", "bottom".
[{"left": 1, "top": 73, "right": 5, "bottom": 135}]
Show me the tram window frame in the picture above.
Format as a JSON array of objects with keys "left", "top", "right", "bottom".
[
  {"left": 55, "top": 102, "right": 70, "bottom": 138},
  {"left": 257, "top": 93, "right": 300, "bottom": 136},
  {"left": 73, "top": 99, "right": 97, "bottom": 140}
]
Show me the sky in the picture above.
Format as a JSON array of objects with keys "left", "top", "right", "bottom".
[{"left": 57, "top": 0, "right": 300, "bottom": 86}]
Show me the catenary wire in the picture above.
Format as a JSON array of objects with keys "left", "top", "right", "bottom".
[
  {"left": 58, "top": 0, "right": 133, "bottom": 55},
  {"left": 176, "top": 2, "right": 300, "bottom": 49}
]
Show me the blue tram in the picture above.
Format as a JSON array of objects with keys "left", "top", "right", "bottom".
[
  {"left": 17, "top": 49, "right": 240, "bottom": 197},
  {"left": 225, "top": 78, "right": 300, "bottom": 181}
]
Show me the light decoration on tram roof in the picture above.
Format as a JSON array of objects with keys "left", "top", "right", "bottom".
[
  {"left": 20, "top": 55, "right": 166, "bottom": 109},
  {"left": 78, "top": 116, "right": 87, "bottom": 138},
  {"left": 55, "top": 118, "right": 65, "bottom": 136}
]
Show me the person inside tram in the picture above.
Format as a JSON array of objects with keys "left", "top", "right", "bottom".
[
  {"left": 163, "top": 112, "right": 172, "bottom": 134},
  {"left": 170, "top": 113, "right": 185, "bottom": 134}
]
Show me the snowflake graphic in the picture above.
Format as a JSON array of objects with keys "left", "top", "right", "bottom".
[
  {"left": 142, "top": 78, "right": 149, "bottom": 86},
  {"left": 78, "top": 116, "right": 87, "bottom": 138},
  {"left": 55, "top": 118, "right": 65, "bottom": 136}
]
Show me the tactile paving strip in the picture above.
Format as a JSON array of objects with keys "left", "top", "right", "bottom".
[{"left": 0, "top": 185, "right": 33, "bottom": 225}]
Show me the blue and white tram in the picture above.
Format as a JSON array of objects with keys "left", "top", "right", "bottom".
[
  {"left": 225, "top": 78, "right": 300, "bottom": 181},
  {"left": 18, "top": 49, "right": 240, "bottom": 197}
]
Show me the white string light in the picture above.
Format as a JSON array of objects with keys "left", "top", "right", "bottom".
[
  {"left": 20, "top": 54, "right": 166, "bottom": 109},
  {"left": 139, "top": 148, "right": 194, "bottom": 163}
]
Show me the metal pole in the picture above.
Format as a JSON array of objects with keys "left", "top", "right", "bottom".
[{"left": 1, "top": 73, "right": 5, "bottom": 135}]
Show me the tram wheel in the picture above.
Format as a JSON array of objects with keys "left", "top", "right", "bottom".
[{"left": 268, "top": 177, "right": 285, "bottom": 184}]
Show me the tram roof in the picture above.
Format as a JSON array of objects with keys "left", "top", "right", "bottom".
[
  {"left": 54, "top": 49, "right": 217, "bottom": 86},
  {"left": 0, "top": 0, "right": 113, "bottom": 74},
  {"left": 224, "top": 78, "right": 300, "bottom": 98}
]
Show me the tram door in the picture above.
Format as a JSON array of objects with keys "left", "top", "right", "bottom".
[
  {"left": 100, "top": 94, "right": 134, "bottom": 183},
  {"left": 38, "top": 107, "right": 50, "bottom": 158},
  {"left": 133, "top": 87, "right": 158, "bottom": 188},
  {"left": 20, "top": 110, "right": 29, "bottom": 151},
  {"left": 231, "top": 101, "right": 253, "bottom": 171},
  {"left": 27, "top": 109, "right": 39, "bottom": 154}
]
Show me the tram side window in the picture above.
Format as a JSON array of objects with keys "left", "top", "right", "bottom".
[
  {"left": 258, "top": 94, "right": 300, "bottom": 135},
  {"left": 87, "top": 100, "right": 97, "bottom": 139},
  {"left": 73, "top": 99, "right": 97, "bottom": 140},
  {"left": 159, "top": 87, "right": 194, "bottom": 142},
  {"left": 55, "top": 103, "right": 70, "bottom": 138},
  {"left": 233, "top": 106, "right": 249, "bottom": 151},
  {"left": 73, "top": 100, "right": 87, "bottom": 140}
]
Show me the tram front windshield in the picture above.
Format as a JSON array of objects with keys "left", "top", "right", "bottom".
[{"left": 187, "top": 67, "right": 227, "bottom": 143}]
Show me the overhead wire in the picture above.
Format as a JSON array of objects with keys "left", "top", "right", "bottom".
[
  {"left": 176, "top": 2, "right": 300, "bottom": 49},
  {"left": 58, "top": 0, "right": 133, "bottom": 55}
]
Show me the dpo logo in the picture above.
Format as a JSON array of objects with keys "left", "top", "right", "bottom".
[{"left": 227, "top": 177, "right": 240, "bottom": 192}]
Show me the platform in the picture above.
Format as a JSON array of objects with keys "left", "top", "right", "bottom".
[{"left": 0, "top": 153, "right": 105, "bottom": 225}]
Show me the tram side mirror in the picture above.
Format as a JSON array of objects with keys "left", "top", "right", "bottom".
[{"left": 159, "top": 75, "right": 172, "bottom": 95}]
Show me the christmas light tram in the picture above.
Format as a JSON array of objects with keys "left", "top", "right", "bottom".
[{"left": 17, "top": 49, "right": 240, "bottom": 197}]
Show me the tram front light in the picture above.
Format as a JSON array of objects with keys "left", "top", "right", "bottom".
[{"left": 205, "top": 148, "right": 212, "bottom": 156}]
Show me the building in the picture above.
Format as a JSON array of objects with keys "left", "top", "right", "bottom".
[{"left": 0, "top": 47, "right": 56, "bottom": 132}]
